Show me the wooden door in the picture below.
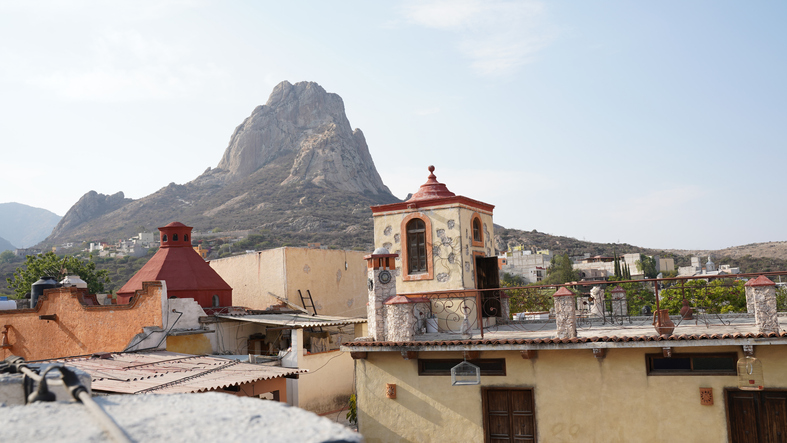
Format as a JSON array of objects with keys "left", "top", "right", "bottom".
[
  {"left": 727, "top": 390, "right": 787, "bottom": 442},
  {"left": 761, "top": 391, "right": 787, "bottom": 443},
  {"left": 484, "top": 388, "right": 536, "bottom": 443}
]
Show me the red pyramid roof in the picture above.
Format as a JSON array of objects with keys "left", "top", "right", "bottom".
[
  {"left": 745, "top": 275, "right": 775, "bottom": 287},
  {"left": 370, "top": 165, "right": 494, "bottom": 214},
  {"left": 117, "top": 222, "right": 232, "bottom": 307},
  {"left": 117, "top": 247, "right": 232, "bottom": 296},
  {"left": 162, "top": 221, "right": 188, "bottom": 228},
  {"left": 553, "top": 287, "right": 575, "bottom": 297},
  {"left": 407, "top": 165, "right": 456, "bottom": 202}
]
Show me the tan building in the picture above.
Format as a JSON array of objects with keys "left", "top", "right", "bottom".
[
  {"left": 208, "top": 247, "right": 368, "bottom": 317},
  {"left": 343, "top": 167, "right": 787, "bottom": 442},
  {"left": 206, "top": 312, "right": 366, "bottom": 414},
  {"left": 370, "top": 166, "right": 501, "bottom": 330},
  {"left": 371, "top": 166, "right": 496, "bottom": 293},
  {"left": 344, "top": 279, "right": 787, "bottom": 442}
]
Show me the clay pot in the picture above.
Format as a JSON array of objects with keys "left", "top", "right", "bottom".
[
  {"left": 652, "top": 309, "right": 675, "bottom": 336},
  {"left": 680, "top": 299, "right": 693, "bottom": 320}
]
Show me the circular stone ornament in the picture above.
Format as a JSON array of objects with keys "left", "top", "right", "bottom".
[{"left": 378, "top": 270, "right": 392, "bottom": 284}]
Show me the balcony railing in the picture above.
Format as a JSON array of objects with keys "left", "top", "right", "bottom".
[{"left": 399, "top": 271, "right": 787, "bottom": 338}]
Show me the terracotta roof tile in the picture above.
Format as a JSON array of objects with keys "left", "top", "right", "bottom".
[
  {"left": 345, "top": 331, "right": 787, "bottom": 348},
  {"left": 745, "top": 275, "right": 775, "bottom": 287}
]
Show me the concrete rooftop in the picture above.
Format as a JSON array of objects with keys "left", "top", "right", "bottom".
[
  {"left": 1, "top": 392, "right": 363, "bottom": 443},
  {"left": 344, "top": 313, "right": 787, "bottom": 351}
]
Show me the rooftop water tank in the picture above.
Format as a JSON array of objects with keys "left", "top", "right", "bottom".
[
  {"left": 0, "top": 296, "right": 16, "bottom": 310},
  {"left": 31, "top": 276, "right": 59, "bottom": 309},
  {"left": 60, "top": 275, "right": 88, "bottom": 289}
]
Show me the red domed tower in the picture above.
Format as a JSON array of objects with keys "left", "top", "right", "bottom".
[{"left": 117, "top": 222, "right": 232, "bottom": 308}]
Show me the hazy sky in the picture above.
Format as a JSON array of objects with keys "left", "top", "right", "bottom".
[{"left": 1, "top": 1, "right": 785, "bottom": 250}]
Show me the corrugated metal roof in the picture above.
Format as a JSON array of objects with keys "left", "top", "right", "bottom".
[
  {"left": 55, "top": 351, "right": 306, "bottom": 394},
  {"left": 216, "top": 313, "right": 367, "bottom": 328}
]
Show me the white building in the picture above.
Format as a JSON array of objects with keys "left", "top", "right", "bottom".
[{"left": 499, "top": 249, "right": 552, "bottom": 284}]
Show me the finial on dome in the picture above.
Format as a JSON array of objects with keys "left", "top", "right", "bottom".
[{"left": 406, "top": 165, "right": 455, "bottom": 202}]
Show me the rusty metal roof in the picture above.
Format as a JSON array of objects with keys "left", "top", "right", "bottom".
[
  {"left": 216, "top": 313, "right": 366, "bottom": 328},
  {"left": 54, "top": 351, "right": 306, "bottom": 394}
]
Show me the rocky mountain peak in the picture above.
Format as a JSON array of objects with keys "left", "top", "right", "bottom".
[
  {"left": 43, "top": 81, "right": 399, "bottom": 247},
  {"left": 48, "top": 191, "right": 131, "bottom": 240},
  {"left": 216, "top": 81, "right": 392, "bottom": 196}
]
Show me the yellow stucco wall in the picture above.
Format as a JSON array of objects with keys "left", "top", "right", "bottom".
[
  {"left": 355, "top": 346, "right": 787, "bottom": 443},
  {"left": 167, "top": 333, "right": 213, "bottom": 355},
  {"left": 283, "top": 248, "right": 367, "bottom": 317},
  {"left": 298, "top": 349, "right": 356, "bottom": 414},
  {"left": 209, "top": 249, "right": 286, "bottom": 309},
  {"left": 457, "top": 208, "right": 494, "bottom": 288},
  {"left": 373, "top": 204, "right": 494, "bottom": 295},
  {"left": 209, "top": 247, "right": 367, "bottom": 317}
]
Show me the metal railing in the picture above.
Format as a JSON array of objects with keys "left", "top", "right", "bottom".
[{"left": 400, "top": 271, "right": 787, "bottom": 338}]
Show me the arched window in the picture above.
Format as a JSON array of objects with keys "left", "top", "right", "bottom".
[
  {"left": 212, "top": 295, "right": 220, "bottom": 307},
  {"left": 162, "top": 234, "right": 168, "bottom": 242},
  {"left": 184, "top": 234, "right": 189, "bottom": 242},
  {"left": 471, "top": 214, "right": 484, "bottom": 247},
  {"left": 173, "top": 234, "right": 178, "bottom": 241},
  {"left": 473, "top": 218, "right": 482, "bottom": 242},
  {"left": 406, "top": 218, "right": 427, "bottom": 274}
]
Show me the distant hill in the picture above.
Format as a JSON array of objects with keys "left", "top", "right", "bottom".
[
  {"left": 0, "top": 236, "right": 15, "bottom": 252},
  {"left": 495, "top": 225, "right": 662, "bottom": 258},
  {"left": 495, "top": 226, "right": 787, "bottom": 274},
  {"left": 0, "top": 202, "right": 61, "bottom": 249},
  {"left": 662, "top": 242, "right": 787, "bottom": 261},
  {"left": 45, "top": 81, "right": 399, "bottom": 250}
]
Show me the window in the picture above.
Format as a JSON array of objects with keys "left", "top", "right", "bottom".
[
  {"left": 184, "top": 234, "right": 189, "bottom": 241},
  {"left": 406, "top": 218, "right": 427, "bottom": 274},
  {"left": 418, "top": 359, "right": 506, "bottom": 376},
  {"left": 173, "top": 234, "right": 178, "bottom": 241},
  {"left": 646, "top": 352, "right": 737, "bottom": 376},
  {"left": 212, "top": 295, "right": 220, "bottom": 307},
  {"left": 400, "top": 213, "right": 433, "bottom": 281},
  {"left": 471, "top": 213, "right": 484, "bottom": 247},
  {"left": 483, "top": 388, "right": 536, "bottom": 442},
  {"left": 162, "top": 234, "right": 168, "bottom": 242}
]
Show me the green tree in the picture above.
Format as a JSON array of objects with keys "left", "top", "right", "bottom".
[
  {"left": 543, "top": 254, "right": 580, "bottom": 285},
  {"left": 636, "top": 254, "right": 658, "bottom": 279},
  {"left": 6, "top": 252, "right": 110, "bottom": 298},
  {"left": 501, "top": 272, "right": 526, "bottom": 287},
  {"left": 658, "top": 279, "right": 746, "bottom": 314},
  {"left": 0, "top": 250, "right": 17, "bottom": 264}
]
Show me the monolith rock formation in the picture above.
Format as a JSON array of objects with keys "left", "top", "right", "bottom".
[{"left": 46, "top": 81, "right": 399, "bottom": 249}]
